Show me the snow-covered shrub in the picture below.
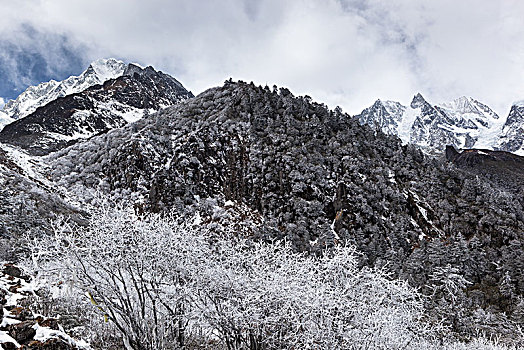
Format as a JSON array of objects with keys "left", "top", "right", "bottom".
[
  {"left": 27, "top": 203, "right": 203, "bottom": 349},
  {"left": 26, "top": 203, "right": 519, "bottom": 349},
  {"left": 191, "top": 240, "right": 435, "bottom": 350}
]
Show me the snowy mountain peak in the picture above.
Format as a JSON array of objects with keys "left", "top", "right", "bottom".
[
  {"left": 356, "top": 99, "right": 406, "bottom": 137},
  {"left": 441, "top": 96, "right": 475, "bottom": 112},
  {"left": 0, "top": 58, "right": 126, "bottom": 123},
  {"left": 512, "top": 100, "right": 524, "bottom": 107},
  {"left": 439, "top": 96, "right": 499, "bottom": 121},
  {"left": 372, "top": 98, "right": 382, "bottom": 107},
  {"left": 123, "top": 63, "right": 187, "bottom": 91},
  {"left": 0, "top": 61, "right": 194, "bottom": 155},
  {"left": 88, "top": 58, "right": 127, "bottom": 82},
  {"left": 410, "top": 93, "right": 428, "bottom": 108}
]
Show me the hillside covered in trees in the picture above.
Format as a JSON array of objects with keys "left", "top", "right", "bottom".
[{"left": 36, "top": 80, "right": 524, "bottom": 345}]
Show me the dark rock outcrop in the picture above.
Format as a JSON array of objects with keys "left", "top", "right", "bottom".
[
  {"left": 8, "top": 320, "right": 37, "bottom": 344},
  {"left": 1, "top": 341, "right": 17, "bottom": 350},
  {"left": 21, "top": 338, "right": 77, "bottom": 349},
  {"left": 445, "top": 145, "right": 460, "bottom": 161},
  {"left": 3, "top": 264, "right": 22, "bottom": 278}
]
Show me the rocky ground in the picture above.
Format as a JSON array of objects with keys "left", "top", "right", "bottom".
[{"left": 0, "top": 264, "right": 88, "bottom": 350}]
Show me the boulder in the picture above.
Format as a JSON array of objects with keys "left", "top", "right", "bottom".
[
  {"left": 37, "top": 317, "right": 59, "bottom": 330},
  {"left": 7, "top": 320, "right": 36, "bottom": 344},
  {"left": 21, "top": 338, "right": 76, "bottom": 349},
  {"left": 3, "top": 264, "right": 22, "bottom": 278},
  {"left": 0, "top": 341, "right": 18, "bottom": 350}
]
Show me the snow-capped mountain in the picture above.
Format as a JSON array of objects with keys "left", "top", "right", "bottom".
[
  {"left": 497, "top": 101, "right": 524, "bottom": 155},
  {"left": 0, "top": 58, "right": 126, "bottom": 125},
  {"left": 356, "top": 94, "right": 503, "bottom": 153},
  {"left": 355, "top": 99, "right": 405, "bottom": 136},
  {"left": 0, "top": 63, "right": 193, "bottom": 155}
]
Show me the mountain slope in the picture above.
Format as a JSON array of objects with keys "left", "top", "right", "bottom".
[
  {"left": 0, "top": 64, "right": 193, "bottom": 155},
  {"left": 0, "top": 111, "right": 13, "bottom": 131},
  {"left": 43, "top": 81, "right": 524, "bottom": 337},
  {"left": 0, "top": 144, "right": 85, "bottom": 261},
  {"left": 446, "top": 146, "right": 524, "bottom": 202},
  {"left": 0, "top": 58, "right": 126, "bottom": 125}
]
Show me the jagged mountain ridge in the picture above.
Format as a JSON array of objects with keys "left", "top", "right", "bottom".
[
  {"left": 0, "top": 58, "right": 126, "bottom": 129},
  {"left": 0, "top": 64, "right": 193, "bottom": 155},
  {"left": 356, "top": 94, "right": 513, "bottom": 154}
]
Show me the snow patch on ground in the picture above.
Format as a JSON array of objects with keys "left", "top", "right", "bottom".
[
  {"left": 0, "top": 330, "right": 20, "bottom": 348},
  {"left": 0, "top": 143, "right": 50, "bottom": 184}
]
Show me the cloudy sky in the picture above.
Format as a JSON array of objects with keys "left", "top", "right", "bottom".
[{"left": 1, "top": 0, "right": 523, "bottom": 116}]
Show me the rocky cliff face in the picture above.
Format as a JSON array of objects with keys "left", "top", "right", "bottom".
[
  {"left": 497, "top": 102, "right": 524, "bottom": 155},
  {"left": 445, "top": 145, "right": 524, "bottom": 203},
  {"left": 0, "top": 64, "right": 193, "bottom": 155}
]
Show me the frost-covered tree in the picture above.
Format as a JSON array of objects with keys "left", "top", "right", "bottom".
[{"left": 26, "top": 203, "right": 445, "bottom": 350}]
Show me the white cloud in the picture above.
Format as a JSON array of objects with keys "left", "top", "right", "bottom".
[
  {"left": 0, "top": 97, "right": 4, "bottom": 109},
  {"left": 0, "top": 0, "right": 523, "bottom": 116}
]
